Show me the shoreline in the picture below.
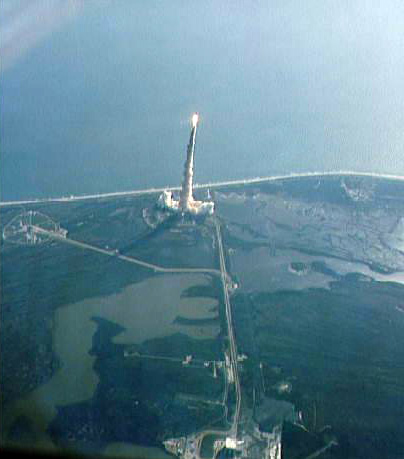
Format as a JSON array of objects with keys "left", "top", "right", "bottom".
[{"left": 1, "top": 170, "right": 404, "bottom": 207}]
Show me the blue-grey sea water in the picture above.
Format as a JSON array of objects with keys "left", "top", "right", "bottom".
[{"left": 2, "top": 0, "right": 404, "bottom": 201}]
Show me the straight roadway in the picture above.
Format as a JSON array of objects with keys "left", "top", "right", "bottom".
[
  {"left": 31, "top": 225, "right": 222, "bottom": 276},
  {"left": 214, "top": 218, "right": 241, "bottom": 437}
]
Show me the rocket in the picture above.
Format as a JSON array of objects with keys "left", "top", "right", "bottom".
[
  {"left": 157, "top": 111, "right": 214, "bottom": 216},
  {"left": 179, "top": 113, "right": 199, "bottom": 210}
]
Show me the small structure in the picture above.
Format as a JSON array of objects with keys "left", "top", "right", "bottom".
[
  {"left": 225, "top": 437, "right": 244, "bottom": 450},
  {"left": 213, "top": 362, "right": 217, "bottom": 379},
  {"left": 182, "top": 355, "right": 193, "bottom": 365},
  {"left": 163, "top": 437, "right": 186, "bottom": 456},
  {"left": 123, "top": 346, "right": 139, "bottom": 358}
]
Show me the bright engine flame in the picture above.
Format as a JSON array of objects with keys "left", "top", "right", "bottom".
[{"left": 191, "top": 113, "right": 199, "bottom": 128}]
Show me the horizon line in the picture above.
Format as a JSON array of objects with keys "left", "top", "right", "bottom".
[{"left": 1, "top": 170, "right": 404, "bottom": 207}]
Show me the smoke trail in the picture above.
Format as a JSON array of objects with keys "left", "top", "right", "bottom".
[{"left": 179, "top": 114, "right": 198, "bottom": 209}]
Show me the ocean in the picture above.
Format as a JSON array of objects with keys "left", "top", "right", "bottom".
[{"left": 2, "top": 0, "right": 404, "bottom": 201}]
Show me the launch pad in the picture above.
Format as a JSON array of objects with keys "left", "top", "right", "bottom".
[
  {"left": 157, "top": 113, "right": 214, "bottom": 216},
  {"left": 2, "top": 210, "right": 67, "bottom": 245}
]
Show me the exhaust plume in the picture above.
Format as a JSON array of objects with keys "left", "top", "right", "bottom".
[{"left": 179, "top": 113, "right": 198, "bottom": 210}]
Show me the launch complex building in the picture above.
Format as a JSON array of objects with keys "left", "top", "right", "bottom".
[{"left": 158, "top": 113, "right": 214, "bottom": 216}]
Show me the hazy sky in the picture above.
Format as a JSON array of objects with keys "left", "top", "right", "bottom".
[{"left": 2, "top": 0, "right": 404, "bottom": 200}]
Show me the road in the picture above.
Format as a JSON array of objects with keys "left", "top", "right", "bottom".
[
  {"left": 214, "top": 218, "right": 241, "bottom": 437},
  {"left": 124, "top": 351, "right": 221, "bottom": 368},
  {"left": 31, "top": 225, "right": 222, "bottom": 276}
]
